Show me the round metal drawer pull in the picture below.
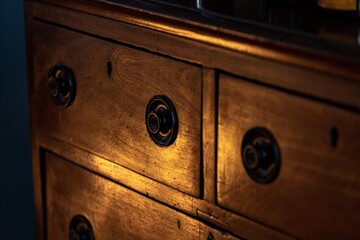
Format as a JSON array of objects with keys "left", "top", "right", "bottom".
[
  {"left": 48, "top": 64, "right": 76, "bottom": 107},
  {"left": 69, "top": 215, "right": 94, "bottom": 240},
  {"left": 145, "top": 95, "right": 178, "bottom": 147},
  {"left": 241, "top": 127, "right": 281, "bottom": 184}
]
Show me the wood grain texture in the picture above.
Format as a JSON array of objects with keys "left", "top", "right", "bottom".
[
  {"left": 30, "top": 1, "right": 360, "bottom": 111},
  {"left": 33, "top": 0, "right": 360, "bottom": 82},
  {"left": 32, "top": 22, "right": 202, "bottom": 197},
  {"left": 217, "top": 74, "right": 360, "bottom": 239},
  {"left": 25, "top": 1, "right": 360, "bottom": 239},
  {"left": 45, "top": 152, "right": 242, "bottom": 240},
  {"left": 199, "top": 225, "right": 242, "bottom": 240},
  {"left": 202, "top": 68, "right": 216, "bottom": 203},
  {"left": 38, "top": 134, "right": 294, "bottom": 240}
]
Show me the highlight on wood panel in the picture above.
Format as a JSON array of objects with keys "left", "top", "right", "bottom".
[
  {"left": 45, "top": 152, "right": 242, "bottom": 240},
  {"left": 32, "top": 22, "right": 202, "bottom": 197},
  {"left": 27, "top": 1, "right": 360, "bottom": 240},
  {"left": 217, "top": 74, "right": 360, "bottom": 240},
  {"left": 317, "top": 0, "right": 357, "bottom": 11}
]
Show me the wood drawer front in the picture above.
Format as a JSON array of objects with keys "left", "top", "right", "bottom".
[
  {"left": 32, "top": 22, "right": 201, "bottom": 197},
  {"left": 45, "top": 152, "right": 240, "bottom": 240},
  {"left": 217, "top": 74, "right": 360, "bottom": 239}
]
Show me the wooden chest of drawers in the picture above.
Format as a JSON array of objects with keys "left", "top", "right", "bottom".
[
  {"left": 25, "top": 0, "right": 360, "bottom": 239},
  {"left": 32, "top": 22, "right": 202, "bottom": 197}
]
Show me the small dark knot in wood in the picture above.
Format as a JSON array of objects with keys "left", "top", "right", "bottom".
[
  {"left": 107, "top": 61, "right": 112, "bottom": 77},
  {"left": 330, "top": 126, "right": 339, "bottom": 148}
]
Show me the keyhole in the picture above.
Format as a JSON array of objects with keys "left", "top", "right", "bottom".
[
  {"left": 330, "top": 127, "right": 339, "bottom": 148},
  {"left": 107, "top": 61, "right": 112, "bottom": 77}
]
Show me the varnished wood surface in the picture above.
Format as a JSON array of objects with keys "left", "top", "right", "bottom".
[
  {"left": 34, "top": 0, "right": 360, "bottom": 79},
  {"left": 39, "top": 134, "right": 294, "bottom": 240},
  {"left": 45, "top": 152, "right": 242, "bottom": 240},
  {"left": 32, "top": 21, "right": 202, "bottom": 197},
  {"left": 26, "top": 0, "right": 360, "bottom": 239},
  {"left": 317, "top": 0, "right": 357, "bottom": 11},
  {"left": 30, "top": 1, "right": 360, "bottom": 111},
  {"left": 202, "top": 68, "right": 216, "bottom": 204},
  {"left": 217, "top": 74, "right": 360, "bottom": 239}
]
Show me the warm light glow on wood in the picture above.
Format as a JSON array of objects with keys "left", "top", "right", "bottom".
[{"left": 317, "top": 0, "right": 357, "bottom": 11}]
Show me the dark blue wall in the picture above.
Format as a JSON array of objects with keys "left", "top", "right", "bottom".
[{"left": 0, "top": 1, "right": 35, "bottom": 239}]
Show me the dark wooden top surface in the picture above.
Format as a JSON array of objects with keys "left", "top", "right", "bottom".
[
  {"left": 105, "top": 0, "right": 360, "bottom": 61},
  {"left": 30, "top": 0, "right": 360, "bottom": 109},
  {"left": 33, "top": 0, "right": 360, "bottom": 83}
]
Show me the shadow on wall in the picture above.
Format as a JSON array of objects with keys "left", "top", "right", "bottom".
[{"left": 0, "top": 1, "right": 35, "bottom": 240}]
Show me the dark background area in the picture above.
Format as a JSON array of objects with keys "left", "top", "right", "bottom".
[{"left": 0, "top": 1, "right": 36, "bottom": 239}]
